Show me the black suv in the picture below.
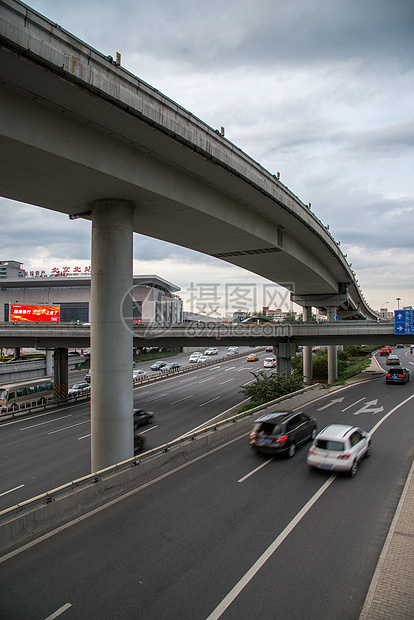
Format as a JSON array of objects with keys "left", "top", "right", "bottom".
[
  {"left": 249, "top": 411, "right": 317, "bottom": 457},
  {"left": 386, "top": 367, "right": 410, "bottom": 384}
]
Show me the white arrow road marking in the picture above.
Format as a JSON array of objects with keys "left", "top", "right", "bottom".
[
  {"left": 342, "top": 397, "right": 365, "bottom": 412},
  {"left": 353, "top": 399, "right": 384, "bottom": 416},
  {"left": 316, "top": 397, "right": 345, "bottom": 411}
]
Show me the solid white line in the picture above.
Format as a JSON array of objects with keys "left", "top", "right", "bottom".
[
  {"left": 47, "top": 421, "right": 89, "bottom": 435},
  {"left": 206, "top": 476, "right": 336, "bottom": 620},
  {"left": 238, "top": 459, "right": 273, "bottom": 483},
  {"left": 20, "top": 415, "right": 72, "bottom": 430},
  {"left": 78, "top": 434, "right": 91, "bottom": 440},
  {"left": 138, "top": 425, "right": 158, "bottom": 434},
  {"left": 370, "top": 393, "right": 414, "bottom": 435},
  {"left": 0, "top": 484, "right": 25, "bottom": 497},
  {"left": 170, "top": 395, "right": 194, "bottom": 404},
  {"left": 199, "top": 397, "right": 220, "bottom": 407},
  {"left": 341, "top": 397, "right": 366, "bottom": 412},
  {"left": 44, "top": 603, "right": 72, "bottom": 619}
]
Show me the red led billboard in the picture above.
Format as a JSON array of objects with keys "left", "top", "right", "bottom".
[{"left": 10, "top": 304, "right": 60, "bottom": 323}]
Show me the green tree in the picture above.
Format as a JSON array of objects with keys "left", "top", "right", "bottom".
[{"left": 240, "top": 370, "right": 304, "bottom": 405}]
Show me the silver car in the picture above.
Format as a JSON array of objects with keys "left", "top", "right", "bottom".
[{"left": 307, "top": 424, "right": 371, "bottom": 477}]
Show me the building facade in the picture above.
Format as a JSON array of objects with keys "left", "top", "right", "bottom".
[{"left": 1, "top": 273, "right": 183, "bottom": 324}]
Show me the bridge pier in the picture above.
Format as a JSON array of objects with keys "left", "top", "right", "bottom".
[
  {"left": 90, "top": 199, "right": 135, "bottom": 472},
  {"left": 327, "top": 307, "right": 338, "bottom": 383},
  {"left": 302, "top": 306, "right": 313, "bottom": 384},
  {"left": 53, "top": 347, "right": 68, "bottom": 399},
  {"left": 275, "top": 342, "right": 296, "bottom": 378}
]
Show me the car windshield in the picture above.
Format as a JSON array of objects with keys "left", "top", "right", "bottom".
[
  {"left": 257, "top": 422, "right": 282, "bottom": 435},
  {"left": 316, "top": 440, "right": 345, "bottom": 451}
]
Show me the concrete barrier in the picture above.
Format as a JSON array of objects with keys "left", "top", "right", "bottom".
[{"left": 0, "top": 384, "right": 324, "bottom": 556}]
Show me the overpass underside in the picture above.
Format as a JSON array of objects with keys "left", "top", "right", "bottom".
[{"left": 0, "top": 1, "right": 380, "bottom": 469}]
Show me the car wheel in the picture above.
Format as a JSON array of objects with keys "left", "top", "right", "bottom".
[
  {"left": 311, "top": 428, "right": 317, "bottom": 441},
  {"left": 288, "top": 443, "right": 296, "bottom": 458},
  {"left": 365, "top": 442, "right": 371, "bottom": 458},
  {"left": 349, "top": 460, "right": 358, "bottom": 477}
]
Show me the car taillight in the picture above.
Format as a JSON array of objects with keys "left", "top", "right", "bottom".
[
  {"left": 337, "top": 453, "right": 351, "bottom": 460},
  {"left": 386, "top": 374, "right": 391, "bottom": 377},
  {"left": 308, "top": 447, "right": 316, "bottom": 455},
  {"left": 274, "top": 435, "right": 288, "bottom": 444},
  {"left": 398, "top": 375, "right": 404, "bottom": 378},
  {"left": 249, "top": 432, "right": 257, "bottom": 440}
]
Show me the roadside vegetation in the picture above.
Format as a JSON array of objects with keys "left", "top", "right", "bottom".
[{"left": 239, "top": 345, "right": 378, "bottom": 412}]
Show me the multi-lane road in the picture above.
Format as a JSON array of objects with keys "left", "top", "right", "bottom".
[
  {"left": 0, "top": 347, "right": 261, "bottom": 511},
  {"left": 1, "top": 346, "right": 414, "bottom": 619}
]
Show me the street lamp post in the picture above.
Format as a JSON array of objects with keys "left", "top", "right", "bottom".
[{"left": 396, "top": 297, "right": 401, "bottom": 310}]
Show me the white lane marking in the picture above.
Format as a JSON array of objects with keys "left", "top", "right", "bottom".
[
  {"left": 199, "top": 397, "right": 220, "bottom": 407},
  {"left": 224, "top": 367, "right": 235, "bottom": 372},
  {"left": 78, "top": 434, "right": 91, "bottom": 440},
  {"left": 342, "top": 397, "right": 366, "bottom": 412},
  {"left": 20, "top": 415, "right": 72, "bottom": 430},
  {"left": 47, "top": 421, "right": 89, "bottom": 435},
  {"left": 0, "top": 484, "right": 25, "bottom": 497},
  {"left": 206, "top": 476, "right": 337, "bottom": 620},
  {"left": 238, "top": 460, "right": 273, "bottom": 483},
  {"left": 316, "top": 397, "right": 345, "bottom": 411},
  {"left": 370, "top": 393, "right": 414, "bottom": 435},
  {"left": 170, "top": 395, "right": 194, "bottom": 405},
  {"left": 198, "top": 377, "right": 216, "bottom": 383},
  {"left": 139, "top": 425, "right": 158, "bottom": 434},
  {"left": 143, "top": 393, "right": 170, "bottom": 402},
  {"left": 44, "top": 603, "right": 72, "bottom": 619},
  {"left": 219, "top": 379, "right": 234, "bottom": 385}
]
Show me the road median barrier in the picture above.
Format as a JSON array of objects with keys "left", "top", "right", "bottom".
[{"left": 0, "top": 383, "right": 323, "bottom": 556}]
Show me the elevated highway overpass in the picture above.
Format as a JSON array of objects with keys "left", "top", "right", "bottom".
[
  {"left": 0, "top": 321, "right": 405, "bottom": 349},
  {"left": 0, "top": 0, "right": 381, "bottom": 469}
]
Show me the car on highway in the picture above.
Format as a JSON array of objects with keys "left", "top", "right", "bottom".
[
  {"left": 380, "top": 347, "right": 391, "bottom": 356},
  {"left": 133, "top": 408, "right": 154, "bottom": 427},
  {"left": 161, "top": 362, "right": 181, "bottom": 371},
  {"left": 227, "top": 346, "right": 239, "bottom": 354},
  {"left": 386, "top": 367, "right": 410, "bottom": 384},
  {"left": 150, "top": 361, "right": 167, "bottom": 370},
  {"left": 263, "top": 357, "right": 277, "bottom": 368},
  {"left": 307, "top": 424, "right": 371, "bottom": 477},
  {"left": 265, "top": 346, "right": 273, "bottom": 352},
  {"left": 133, "top": 369, "right": 146, "bottom": 379},
  {"left": 249, "top": 412, "right": 317, "bottom": 457},
  {"left": 196, "top": 355, "right": 210, "bottom": 363},
  {"left": 68, "top": 382, "right": 91, "bottom": 395},
  {"left": 246, "top": 353, "right": 259, "bottom": 362},
  {"left": 133, "top": 434, "right": 146, "bottom": 455},
  {"left": 85, "top": 370, "right": 91, "bottom": 383},
  {"left": 189, "top": 352, "right": 203, "bottom": 363},
  {"left": 204, "top": 347, "right": 218, "bottom": 355},
  {"left": 386, "top": 354, "right": 400, "bottom": 365}
]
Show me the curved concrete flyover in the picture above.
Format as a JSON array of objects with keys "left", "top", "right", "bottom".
[{"left": 0, "top": 0, "right": 375, "bottom": 320}]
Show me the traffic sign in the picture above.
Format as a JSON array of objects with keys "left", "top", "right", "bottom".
[{"left": 394, "top": 309, "right": 414, "bottom": 335}]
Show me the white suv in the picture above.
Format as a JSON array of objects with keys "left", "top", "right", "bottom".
[
  {"left": 204, "top": 347, "right": 218, "bottom": 355},
  {"left": 307, "top": 424, "right": 371, "bottom": 477}
]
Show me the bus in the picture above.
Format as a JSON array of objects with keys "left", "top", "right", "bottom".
[{"left": 0, "top": 378, "right": 54, "bottom": 414}]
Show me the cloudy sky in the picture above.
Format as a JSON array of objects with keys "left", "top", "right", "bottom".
[{"left": 2, "top": 0, "right": 413, "bottom": 316}]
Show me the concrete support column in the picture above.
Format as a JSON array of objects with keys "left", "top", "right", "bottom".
[
  {"left": 327, "top": 306, "right": 338, "bottom": 384},
  {"left": 302, "top": 306, "right": 313, "bottom": 384},
  {"left": 53, "top": 347, "right": 68, "bottom": 399},
  {"left": 46, "top": 349, "right": 53, "bottom": 376},
  {"left": 90, "top": 199, "right": 134, "bottom": 472}
]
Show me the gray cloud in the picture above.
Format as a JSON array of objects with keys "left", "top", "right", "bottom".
[{"left": 2, "top": 0, "right": 413, "bottom": 312}]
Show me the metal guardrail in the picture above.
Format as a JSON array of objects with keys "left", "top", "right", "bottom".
[{"left": 0, "top": 384, "right": 321, "bottom": 523}]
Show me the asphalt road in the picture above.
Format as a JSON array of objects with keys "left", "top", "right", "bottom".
[
  {"left": 0, "top": 346, "right": 262, "bottom": 510},
  {"left": 1, "top": 347, "right": 413, "bottom": 619}
]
